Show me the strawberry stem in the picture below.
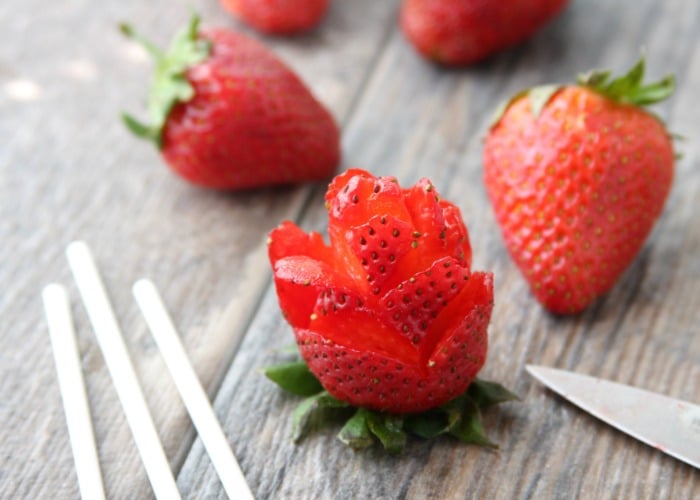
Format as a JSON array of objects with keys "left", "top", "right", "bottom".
[
  {"left": 491, "top": 57, "right": 676, "bottom": 128},
  {"left": 120, "top": 14, "right": 211, "bottom": 147},
  {"left": 119, "top": 23, "right": 164, "bottom": 59}
]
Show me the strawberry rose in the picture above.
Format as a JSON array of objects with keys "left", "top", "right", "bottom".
[{"left": 268, "top": 169, "right": 494, "bottom": 413}]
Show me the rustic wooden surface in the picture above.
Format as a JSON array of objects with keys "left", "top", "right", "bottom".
[{"left": 1, "top": 0, "right": 698, "bottom": 498}]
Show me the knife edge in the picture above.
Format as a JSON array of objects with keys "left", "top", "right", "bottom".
[{"left": 525, "top": 364, "right": 700, "bottom": 470}]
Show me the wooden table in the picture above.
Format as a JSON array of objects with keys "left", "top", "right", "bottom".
[{"left": 2, "top": 0, "right": 698, "bottom": 498}]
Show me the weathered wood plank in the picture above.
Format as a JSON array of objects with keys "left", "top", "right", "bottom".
[
  {"left": 0, "top": 0, "right": 401, "bottom": 498},
  {"left": 177, "top": 0, "right": 700, "bottom": 498}
]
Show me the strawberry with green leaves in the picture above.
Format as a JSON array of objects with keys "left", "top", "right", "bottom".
[
  {"left": 266, "top": 169, "right": 516, "bottom": 453},
  {"left": 121, "top": 15, "right": 339, "bottom": 190},
  {"left": 483, "top": 59, "right": 675, "bottom": 314},
  {"left": 220, "top": 0, "right": 329, "bottom": 35},
  {"left": 400, "top": 0, "right": 569, "bottom": 66}
]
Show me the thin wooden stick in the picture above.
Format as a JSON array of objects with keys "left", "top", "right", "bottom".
[
  {"left": 133, "top": 279, "right": 255, "bottom": 500},
  {"left": 42, "top": 284, "right": 106, "bottom": 500},
  {"left": 66, "top": 241, "right": 181, "bottom": 500}
]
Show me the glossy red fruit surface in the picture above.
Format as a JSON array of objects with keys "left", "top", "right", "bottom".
[
  {"left": 221, "top": 0, "right": 329, "bottom": 34},
  {"left": 400, "top": 0, "right": 568, "bottom": 65},
  {"left": 268, "top": 169, "right": 493, "bottom": 413},
  {"left": 122, "top": 16, "right": 339, "bottom": 190},
  {"left": 483, "top": 62, "right": 675, "bottom": 314},
  {"left": 162, "top": 29, "right": 339, "bottom": 189}
]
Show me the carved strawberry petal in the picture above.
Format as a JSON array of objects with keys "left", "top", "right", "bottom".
[{"left": 379, "top": 256, "right": 470, "bottom": 349}]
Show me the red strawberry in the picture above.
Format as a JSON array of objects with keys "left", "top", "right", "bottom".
[
  {"left": 483, "top": 59, "right": 675, "bottom": 314},
  {"left": 121, "top": 15, "right": 339, "bottom": 190},
  {"left": 268, "top": 169, "right": 492, "bottom": 413},
  {"left": 220, "top": 0, "right": 329, "bottom": 35},
  {"left": 400, "top": 0, "right": 568, "bottom": 65}
]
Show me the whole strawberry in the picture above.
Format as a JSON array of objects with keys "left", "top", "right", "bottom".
[
  {"left": 483, "top": 59, "right": 675, "bottom": 314},
  {"left": 400, "top": 0, "right": 568, "bottom": 65},
  {"left": 121, "top": 15, "right": 339, "bottom": 190},
  {"left": 220, "top": 0, "right": 329, "bottom": 35}
]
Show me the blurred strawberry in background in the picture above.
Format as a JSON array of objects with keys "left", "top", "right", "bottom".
[
  {"left": 400, "top": 0, "right": 569, "bottom": 65},
  {"left": 121, "top": 15, "right": 340, "bottom": 190},
  {"left": 220, "top": 0, "right": 330, "bottom": 35}
]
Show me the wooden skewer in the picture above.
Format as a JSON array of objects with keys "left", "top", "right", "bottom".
[
  {"left": 133, "top": 279, "right": 255, "bottom": 500},
  {"left": 66, "top": 241, "right": 181, "bottom": 500},
  {"left": 42, "top": 283, "right": 106, "bottom": 500}
]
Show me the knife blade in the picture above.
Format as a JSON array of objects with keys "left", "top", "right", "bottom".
[{"left": 526, "top": 365, "right": 700, "bottom": 469}]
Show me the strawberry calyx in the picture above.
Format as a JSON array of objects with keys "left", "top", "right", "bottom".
[
  {"left": 264, "top": 357, "right": 518, "bottom": 454},
  {"left": 120, "top": 14, "right": 211, "bottom": 147},
  {"left": 577, "top": 56, "right": 675, "bottom": 107},
  {"left": 490, "top": 56, "right": 676, "bottom": 127}
]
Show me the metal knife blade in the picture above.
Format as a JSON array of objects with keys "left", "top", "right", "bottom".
[{"left": 526, "top": 365, "right": 700, "bottom": 469}]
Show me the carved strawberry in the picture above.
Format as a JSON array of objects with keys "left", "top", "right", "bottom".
[
  {"left": 483, "top": 59, "right": 675, "bottom": 314},
  {"left": 266, "top": 169, "right": 516, "bottom": 452}
]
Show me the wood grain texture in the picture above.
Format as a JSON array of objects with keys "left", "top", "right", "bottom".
[
  {"left": 1, "top": 0, "right": 698, "bottom": 498},
  {"left": 0, "top": 0, "right": 400, "bottom": 498},
  {"left": 178, "top": 0, "right": 700, "bottom": 499}
]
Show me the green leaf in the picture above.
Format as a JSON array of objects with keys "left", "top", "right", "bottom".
[
  {"left": 292, "top": 394, "right": 321, "bottom": 442},
  {"left": 578, "top": 56, "right": 675, "bottom": 107},
  {"left": 488, "top": 89, "right": 528, "bottom": 128},
  {"left": 404, "top": 411, "right": 449, "bottom": 439},
  {"left": 338, "top": 408, "right": 374, "bottom": 450},
  {"left": 403, "top": 389, "right": 507, "bottom": 448},
  {"left": 121, "top": 113, "right": 159, "bottom": 141},
  {"left": 449, "top": 398, "right": 498, "bottom": 448},
  {"left": 489, "top": 85, "right": 561, "bottom": 127},
  {"left": 119, "top": 23, "right": 163, "bottom": 59},
  {"left": 467, "top": 379, "right": 520, "bottom": 409},
  {"left": 264, "top": 361, "right": 324, "bottom": 397},
  {"left": 628, "top": 74, "right": 675, "bottom": 106},
  {"left": 403, "top": 392, "right": 490, "bottom": 441},
  {"left": 291, "top": 391, "right": 349, "bottom": 442},
  {"left": 670, "top": 132, "right": 687, "bottom": 142},
  {"left": 577, "top": 69, "right": 611, "bottom": 89},
  {"left": 528, "top": 84, "right": 562, "bottom": 118},
  {"left": 265, "top": 361, "right": 518, "bottom": 454},
  {"left": 367, "top": 413, "right": 407, "bottom": 454},
  {"left": 624, "top": 57, "right": 645, "bottom": 87},
  {"left": 603, "top": 58, "right": 645, "bottom": 99},
  {"left": 443, "top": 395, "right": 472, "bottom": 431},
  {"left": 121, "top": 13, "right": 211, "bottom": 147}
]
